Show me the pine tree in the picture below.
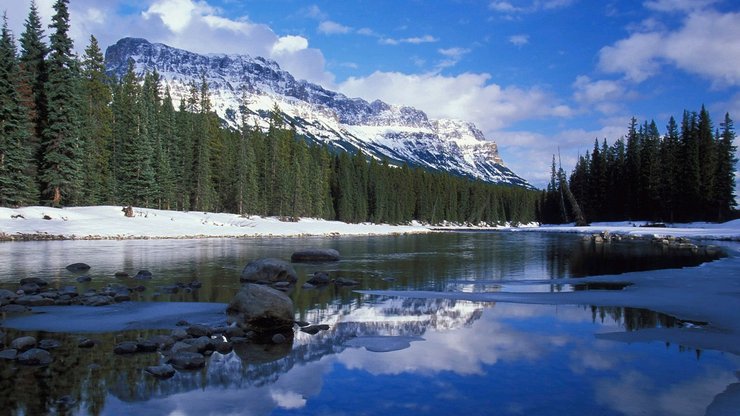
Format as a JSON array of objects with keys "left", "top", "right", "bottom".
[
  {"left": 18, "top": 0, "right": 47, "bottom": 177},
  {"left": 714, "top": 113, "right": 737, "bottom": 221},
  {"left": 79, "top": 35, "right": 113, "bottom": 204},
  {"left": 0, "top": 15, "right": 37, "bottom": 206},
  {"left": 39, "top": 0, "right": 82, "bottom": 206}
]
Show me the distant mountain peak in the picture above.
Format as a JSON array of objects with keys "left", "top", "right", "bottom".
[{"left": 105, "top": 37, "right": 532, "bottom": 188}]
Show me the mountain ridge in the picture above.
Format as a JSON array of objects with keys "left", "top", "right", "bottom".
[{"left": 104, "top": 37, "right": 531, "bottom": 188}]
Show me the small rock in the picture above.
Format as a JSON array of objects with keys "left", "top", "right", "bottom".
[
  {"left": 186, "top": 325, "right": 212, "bottom": 338},
  {"left": 295, "top": 321, "right": 310, "bottom": 327},
  {"left": 17, "top": 348, "right": 52, "bottom": 366},
  {"left": 271, "top": 333, "right": 287, "bottom": 344},
  {"left": 66, "top": 263, "right": 91, "bottom": 272},
  {"left": 301, "top": 283, "right": 316, "bottom": 289},
  {"left": 58, "top": 286, "right": 79, "bottom": 297},
  {"left": 240, "top": 258, "right": 298, "bottom": 284},
  {"left": 0, "top": 289, "right": 18, "bottom": 301},
  {"left": 170, "top": 341, "right": 198, "bottom": 354},
  {"left": 113, "top": 293, "right": 131, "bottom": 302},
  {"left": 38, "top": 339, "right": 62, "bottom": 350},
  {"left": 291, "top": 249, "right": 340, "bottom": 263},
  {"left": 132, "top": 285, "right": 146, "bottom": 292},
  {"left": 134, "top": 270, "right": 153, "bottom": 280},
  {"left": 80, "top": 295, "right": 114, "bottom": 306},
  {"left": 145, "top": 364, "right": 176, "bottom": 379},
  {"left": 20, "top": 277, "right": 49, "bottom": 287},
  {"left": 145, "top": 335, "right": 175, "bottom": 350},
  {"left": 136, "top": 339, "right": 159, "bottom": 353},
  {"left": 1, "top": 304, "right": 31, "bottom": 314},
  {"left": 229, "top": 336, "right": 250, "bottom": 344},
  {"left": 214, "top": 341, "right": 233, "bottom": 354},
  {"left": 78, "top": 338, "right": 96, "bottom": 348},
  {"left": 11, "top": 336, "right": 37, "bottom": 352},
  {"left": 176, "top": 320, "right": 190, "bottom": 326},
  {"left": 224, "top": 326, "right": 246, "bottom": 338},
  {"left": 187, "top": 336, "right": 215, "bottom": 353},
  {"left": 334, "top": 277, "right": 359, "bottom": 286},
  {"left": 114, "top": 271, "right": 129, "bottom": 278},
  {"left": 166, "top": 351, "right": 206, "bottom": 370},
  {"left": 0, "top": 349, "right": 18, "bottom": 360},
  {"left": 189, "top": 281, "right": 202, "bottom": 289},
  {"left": 76, "top": 275, "right": 92, "bottom": 283},
  {"left": 171, "top": 329, "right": 189, "bottom": 341},
  {"left": 113, "top": 341, "right": 139, "bottom": 354},
  {"left": 273, "top": 281, "right": 291, "bottom": 289},
  {"left": 19, "top": 283, "right": 40, "bottom": 294},
  {"left": 307, "top": 271, "right": 331, "bottom": 285},
  {"left": 300, "top": 324, "right": 330, "bottom": 335}
]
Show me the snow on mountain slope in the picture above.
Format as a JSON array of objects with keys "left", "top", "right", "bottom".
[{"left": 105, "top": 38, "right": 531, "bottom": 188}]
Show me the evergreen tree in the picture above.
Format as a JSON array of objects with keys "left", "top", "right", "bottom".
[
  {"left": 79, "top": 35, "right": 113, "bottom": 204},
  {"left": 39, "top": 0, "right": 82, "bottom": 206},
  {"left": 18, "top": 0, "right": 47, "bottom": 176},
  {"left": 0, "top": 15, "right": 37, "bottom": 206},
  {"left": 714, "top": 114, "right": 737, "bottom": 221}
]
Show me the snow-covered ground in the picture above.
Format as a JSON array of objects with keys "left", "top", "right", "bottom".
[
  {"left": 3, "top": 205, "right": 740, "bottom": 241},
  {"left": 0, "top": 206, "right": 431, "bottom": 239}
]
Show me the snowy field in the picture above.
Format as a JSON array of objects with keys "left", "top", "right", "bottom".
[
  {"left": 0, "top": 206, "right": 430, "bottom": 239},
  {"left": 3, "top": 205, "right": 740, "bottom": 241}
]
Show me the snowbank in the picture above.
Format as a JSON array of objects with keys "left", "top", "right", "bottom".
[
  {"left": 2, "top": 205, "right": 740, "bottom": 241},
  {"left": 0, "top": 206, "right": 431, "bottom": 239}
]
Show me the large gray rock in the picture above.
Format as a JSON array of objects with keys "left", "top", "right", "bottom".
[
  {"left": 240, "top": 258, "right": 297, "bottom": 284},
  {"left": 226, "top": 283, "right": 294, "bottom": 332},
  {"left": 291, "top": 249, "right": 340, "bottom": 263}
]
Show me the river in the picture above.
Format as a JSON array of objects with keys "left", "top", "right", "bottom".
[{"left": 0, "top": 232, "right": 737, "bottom": 415}]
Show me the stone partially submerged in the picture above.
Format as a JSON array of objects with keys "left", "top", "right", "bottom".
[
  {"left": 226, "top": 283, "right": 294, "bottom": 332},
  {"left": 240, "top": 258, "right": 297, "bottom": 284},
  {"left": 291, "top": 249, "right": 340, "bottom": 263}
]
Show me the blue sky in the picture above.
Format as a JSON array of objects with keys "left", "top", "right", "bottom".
[{"left": 5, "top": 0, "right": 740, "bottom": 188}]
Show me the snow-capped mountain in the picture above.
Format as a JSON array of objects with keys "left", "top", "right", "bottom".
[{"left": 105, "top": 38, "right": 531, "bottom": 188}]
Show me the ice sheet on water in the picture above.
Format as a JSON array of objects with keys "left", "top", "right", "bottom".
[{"left": 2, "top": 302, "right": 227, "bottom": 333}]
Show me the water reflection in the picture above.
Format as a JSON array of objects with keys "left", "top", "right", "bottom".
[{"left": 0, "top": 233, "right": 735, "bottom": 415}]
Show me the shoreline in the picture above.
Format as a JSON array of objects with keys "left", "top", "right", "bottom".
[{"left": 2, "top": 205, "right": 739, "bottom": 242}]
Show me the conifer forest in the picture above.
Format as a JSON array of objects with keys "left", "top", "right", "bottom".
[
  {"left": 1, "top": 1, "right": 736, "bottom": 227},
  {"left": 0, "top": 1, "right": 538, "bottom": 226}
]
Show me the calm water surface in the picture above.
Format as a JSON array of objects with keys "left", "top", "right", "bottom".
[{"left": 0, "top": 232, "right": 736, "bottom": 416}]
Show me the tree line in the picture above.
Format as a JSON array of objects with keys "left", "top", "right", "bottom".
[
  {"left": 0, "top": 0, "right": 538, "bottom": 225},
  {"left": 539, "top": 108, "right": 737, "bottom": 224}
]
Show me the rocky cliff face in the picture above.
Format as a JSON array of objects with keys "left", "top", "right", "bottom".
[{"left": 105, "top": 38, "right": 531, "bottom": 188}]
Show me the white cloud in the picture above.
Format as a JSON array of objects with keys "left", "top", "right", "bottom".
[
  {"left": 271, "top": 35, "right": 309, "bottom": 55},
  {"left": 643, "top": 0, "right": 718, "bottom": 13},
  {"left": 572, "top": 75, "right": 634, "bottom": 114},
  {"left": 508, "top": 34, "right": 529, "bottom": 46},
  {"left": 489, "top": 0, "right": 576, "bottom": 14},
  {"left": 318, "top": 20, "right": 352, "bottom": 35},
  {"left": 380, "top": 34, "right": 439, "bottom": 45},
  {"left": 142, "top": 0, "right": 212, "bottom": 33},
  {"left": 438, "top": 47, "right": 470, "bottom": 58},
  {"left": 339, "top": 71, "right": 572, "bottom": 132},
  {"left": 599, "top": 9, "right": 740, "bottom": 87}
]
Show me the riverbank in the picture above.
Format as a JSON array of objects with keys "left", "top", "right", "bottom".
[
  {"left": 2, "top": 205, "right": 740, "bottom": 241},
  {"left": 0, "top": 206, "right": 431, "bottom": 240}
]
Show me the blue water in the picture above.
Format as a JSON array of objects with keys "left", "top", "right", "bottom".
[{"left": 0, "top": 233, "right": 737, "bottom": 415}]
